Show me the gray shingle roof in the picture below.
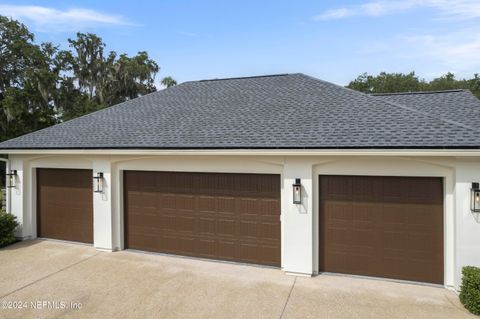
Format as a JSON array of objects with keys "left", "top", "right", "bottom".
[
  {"left": 371, "top": 89, "right": 480, "bottom": 131},
  {"left": 0, "top": 73, "right": 479, "bottom": 150}
]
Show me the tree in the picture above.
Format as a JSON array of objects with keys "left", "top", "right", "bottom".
[
  {"left": 60, "top": 33, "right": 160, "bottom": 119},
  {"left": 347, "top": 72, "right": 427, "bottom": 93},
  {"left": 0, "top": 16, "right": 57, "bottom": 140},
  {"left": 66, "top": 33, "right": 105, "bottom": 101},
  {"left": 347, "top": 71, "right": 480, "bottom": 99},
  {"left": 0, "top": 16, "right": 172, "bottom": 140},
  {"left": 161, "top": 76, "right": 177, "bottom": 88}
]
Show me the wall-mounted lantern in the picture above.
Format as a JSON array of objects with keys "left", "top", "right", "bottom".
[
  {"left": 6, "top": 170, "right": 17, "bottom": 188},
  {"left": 471, "top": 182, "right": 480, "bottom": 212},
  {"left": 293, "top": 178, "right": 302, "bottom": 204},
  {"left": 93, "top": 172, "right": 104, "bottom": 193}
]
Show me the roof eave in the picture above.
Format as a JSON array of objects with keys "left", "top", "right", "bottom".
[{"left": 3, "top": 147, "right": 480, "bottom": 157}]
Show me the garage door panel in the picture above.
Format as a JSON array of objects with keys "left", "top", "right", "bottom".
[
  {"left": 259, "top": 222, "right": 280, "bottom": 240},
  {"left": 320, "top": 175, "right": 443, "bottom": 284},
  {"left": 176, "top": 195, "right": 195, "bottom": 211},
  {"left": 176, "top": 236, "right": 195, "bottom": 255},
  {"left": 239, "top": 198, "right": 262, "bottom": 214},
  {"left": 198, "top": 196, "right": 217, "bottom": 212},
  {"left": 124, "top": 171, "right": 280, "bottom": 266},
  {"left": 238, "top": 220, "right": 258, "bottom": 238},
  {"left": 238, "top": 243, "right": 259, "bottom": 263},
  {"left": 198, "top": 217, "right": 216, "bottom": 235},
  {"left": 216, "top": 197, "right": 235, "bottom": 213},
  {"left": 218, "top": 240, "right": 236, "bottom": 259},
  {"left": 326, "top": 202, "right": 351, "bottom": 221},
  {"left": 130, "top": 213, "right": 158, "bottom": 229},
  {"left": 158, "top": 235, "right": 176, "bottom": 252},
  {"left": 139, "top": 192, "right": 157, "bottom": 208},
  {"left": 160, "top": 194, "right": 176, "bottom": 209},
  {"left": 37, "top": 168, "right": 93, "bottom": 244},
  {"left": 177, "top": 215, "right": 195, "bottom": 233},
  {"left": 259, "top": 244, "right": 281, "bottom": 264},
  {"left": 196, "top": 239, "right": 216, "bottom": 258},
  {"left": 217, "top": 219, "right": 236, "bottom": 236}
]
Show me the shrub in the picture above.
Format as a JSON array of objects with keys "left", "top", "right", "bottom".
[
  {"left": 0, "top": 210, "right": 18, "bottom": 247},
  {"left": 460, "top": 266, "right": 480, "bottom": 315}
]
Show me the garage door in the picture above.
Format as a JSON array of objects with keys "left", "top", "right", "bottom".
[
  {"left": 319, "top": 175, "right": 444, "bottom": 284},
  {"left": 37, "top": 168, "right": 93, "bottom": 244},
  {"left": 124, "top": 171, "right": 281, "bottom": 266}
]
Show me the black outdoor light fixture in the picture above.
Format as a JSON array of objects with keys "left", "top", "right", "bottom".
[
  {"left": 471, "top": 182, "right": 480, "bottom": 212},
  {"left": 93, "top": 172, "right": 104, "bottom": 193},
  {"left": 293, "top": 178, "right": 302, "bottom": 204},
  {"left": 6, "top": 170, "right": 17, "bottom": 188}
]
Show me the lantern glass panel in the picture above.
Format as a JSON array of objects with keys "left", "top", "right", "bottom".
[
  {"left": 94, "top": 173, "right": 104, "bottom": 193},
  {"left": 293, "top": 178, "right": 301, "bottom": 204},
  {"left": 6, "top": 170, "right": 16, "bottom": 188},
  {"left": 473, "top": 189, "right": 480, "bottom": 212}
]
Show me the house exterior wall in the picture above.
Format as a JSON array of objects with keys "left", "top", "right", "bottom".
[{"left": 7, "top": 153, "right": 480, "bottom": 290}]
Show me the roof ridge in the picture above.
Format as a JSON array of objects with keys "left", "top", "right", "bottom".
[
  {"left": 197, "top": 73, "right": 291, "bottom": 82},
  {"left": 371, "top": 89, "right": 467, "bottom": 96}
]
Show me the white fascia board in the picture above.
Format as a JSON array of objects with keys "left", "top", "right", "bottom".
[{"left": 2, "top": 148, "right": 480, "bottom": 157}]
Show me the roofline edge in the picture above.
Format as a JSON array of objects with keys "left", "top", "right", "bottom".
[{"left": 3, "top": 148, "right": 480, "bottom": 157}]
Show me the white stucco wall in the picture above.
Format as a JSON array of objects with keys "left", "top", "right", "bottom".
[{"left": 7, "top": 152, "right": 480, "bottom": 290}]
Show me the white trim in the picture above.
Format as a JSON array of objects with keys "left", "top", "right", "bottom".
[
  {"left": 0, "top": 158, "right": 11, "bottom": 213},
  {"left": 285, "top": 271, "right": 312, "bottom": 277},
  {"left": 3, "top": 149, "right": 480, "bottom": 157}
]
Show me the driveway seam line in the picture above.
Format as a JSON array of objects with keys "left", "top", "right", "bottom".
[
  {"left": 279, "top": 276, "right": 296, "bottom": 319},
  {"left": 0, "top": 252, "right": 101, "bottom": 299}
]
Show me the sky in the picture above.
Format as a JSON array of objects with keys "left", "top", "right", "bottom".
[{"left": 1, "top": 0, "right": 480, "bottom": 86}]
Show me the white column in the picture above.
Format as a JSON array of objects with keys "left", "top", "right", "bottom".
[
  {"left": 454, "top": 162, "right": 480, "bottom": 290},
  {"left": 93, "top": 158, "right": 113, "bottom": 250},
  {"left": 282, "top": 157, "right": 314, "bottom": 275},
  {"left": 9, "top": 156, "right": 30, "bottom": 239}
]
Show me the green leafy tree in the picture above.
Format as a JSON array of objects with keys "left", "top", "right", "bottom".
[
  {"left": 347, "top": 71, "right": 427, "bottom": 93},
  {"left": 66, "top": 33, "right": 105, "bottom": 101},
  {"left": 0, "top": 16, "right": 58, "bottom": 140},
  {"left": 0, "top": 16, "right": 170, "bottom": 140},
  {"left": 60, "top": 32, "right": 160, "bottom": 119},
  {"left": 161, "top": 76, "right": 177, "bottom": 88},
  {"left": 347, "top": 71, "right": 480, "bottom": 99}
]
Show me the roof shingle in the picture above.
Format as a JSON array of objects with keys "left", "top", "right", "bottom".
[{"left": 0, "top": 73, "right": 479, "bottom": 149}]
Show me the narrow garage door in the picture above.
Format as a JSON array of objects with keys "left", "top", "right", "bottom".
[
  {"left": 124, "top": 171, "right": 281, "bottom": 266},
  {"left": 319, "top": 175, "right": 444, "bottom": 284},
  {"left": 37, "top": 168, "right": 94, "bottom": 244}
]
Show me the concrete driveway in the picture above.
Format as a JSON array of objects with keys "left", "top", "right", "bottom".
[{"left": 0, "top": 240, "right": 474, "bottom": 319}]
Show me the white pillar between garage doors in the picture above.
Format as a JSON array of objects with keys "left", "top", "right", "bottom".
[
  {"left": 93, "top": 159, "right": 113, "bottom": 250},
  {"left": 9, "top": 156, "right": 29, "bottom": 239},
  {"left": 282, "top": 158, "right": 314, "bottom": 275}
]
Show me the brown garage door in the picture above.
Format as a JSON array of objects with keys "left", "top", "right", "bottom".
[
  {"left": 319, "top": 175, "right": 444, "bottom": 284},
  {"left": 124, "top": 171, "right": 281, "bottom": 266},
  {"left": 37, "top": 168, "right": 93, "bottom": 244}
]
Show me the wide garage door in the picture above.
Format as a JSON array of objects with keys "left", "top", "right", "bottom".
[
  {"left": 37, "top": 168, "right": 94, "bottom": 244},
  {"left": 319, "top": 175, "right": 444, "bottom": 284},
  {"left": 124, "top": 171, "right": 281, "bottom": 266}
]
